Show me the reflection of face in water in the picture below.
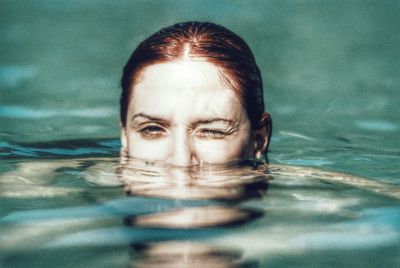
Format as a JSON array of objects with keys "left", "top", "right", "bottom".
[
  {"left": 119, "top": 156, "right": 271, "bottom": 201},
  {"left": 129, "top": 241, "right": 253, "bottom": 268},
  {"left": 121, "top": 60, "right": 260, "bottom": 165},
  {"left": 119, "top": 156, "right": 269, "bottom": 226},
  {"left": 119, "top": 158, "right": 268, "bottom": 267}
]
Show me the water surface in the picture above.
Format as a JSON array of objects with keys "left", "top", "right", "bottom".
[{"left": 1, "top": 0, "right": 399, "bottom": 267}]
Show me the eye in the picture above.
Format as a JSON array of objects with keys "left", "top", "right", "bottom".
[
  {"left": 139, "top": 125, "right": 166, "bottom": 139},
  {"left": 196, "top": 129, "right": 227, "bottom": 139}
]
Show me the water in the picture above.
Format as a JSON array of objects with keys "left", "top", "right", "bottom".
[
  {"left": 1, "top": 0, "right": 399, "bottom": 267},
  {"left": 1, "top": 153, "right": 399, "bottom": 267}
]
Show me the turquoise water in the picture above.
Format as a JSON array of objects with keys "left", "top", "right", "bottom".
[{"left": 1, "top": 1, "right": 399, "bottom": 267}]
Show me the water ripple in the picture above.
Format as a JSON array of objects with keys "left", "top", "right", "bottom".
[
  {"left": 0, "top": 105, "right": 116, "bottom": 119},
  {"left": 0, "top": 65, "right": 37, "bottom": 88}
]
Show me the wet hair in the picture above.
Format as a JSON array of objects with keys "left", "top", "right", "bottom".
[{"left": 120, "top": 21, "right": 264, "bottom": 128}]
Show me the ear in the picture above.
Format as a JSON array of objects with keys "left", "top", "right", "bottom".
[{"left": 253, "top": 112, "right": 272, "bottom": 160}]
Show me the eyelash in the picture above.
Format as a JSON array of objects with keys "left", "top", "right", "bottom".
[
  {"left": 196, "top": 129, "right": 228, "bottom": 139},
  {"left": 137, "top": 126, "right": 230, "bottom": 139},
  {"left": 139, "top": 125, "right": 166, "bottom": 138}
]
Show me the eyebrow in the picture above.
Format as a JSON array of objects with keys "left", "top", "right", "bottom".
[
  {"left": 130, "top": 113, "right": 170, "bottom": 126},
  {"left": 131, "top": 113, "right": 166, "bottom": 122},
  {"left": 193, "top": 118, "right": 234, "bottom": 127},
  {"left": 130, "top": 113, "right": 234, "bottom": 127}
]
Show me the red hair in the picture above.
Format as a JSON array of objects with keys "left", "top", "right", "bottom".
[{"left": 120, "top": 21, "right": 265, "bottom": 128}]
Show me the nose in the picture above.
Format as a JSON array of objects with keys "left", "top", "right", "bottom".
[{"left": 166, "top": 128, "right": 198, "bottom": 167}]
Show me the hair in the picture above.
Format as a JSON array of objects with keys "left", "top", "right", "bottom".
[{"left": 120, "top": 21, "right": 265, "bottom": 128}]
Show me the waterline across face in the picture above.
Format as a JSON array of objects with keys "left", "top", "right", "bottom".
[{"left": 121, "top": 60, "right": 256, "bottom": 166}]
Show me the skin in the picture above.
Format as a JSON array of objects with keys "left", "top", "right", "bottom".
[{"left": 121, "top": 59, "right": 269, "bottom": 166}]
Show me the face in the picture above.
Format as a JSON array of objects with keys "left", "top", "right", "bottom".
[{"left": 121, "top": 60, "right": 262, "bottom": 166}]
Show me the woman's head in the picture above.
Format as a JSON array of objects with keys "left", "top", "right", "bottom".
[{"left": 120, "top": 21, "right": 271, "bottom": 165}]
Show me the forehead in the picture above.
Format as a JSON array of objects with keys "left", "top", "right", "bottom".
[
  {"left": 134, "top": 60, "right": 229, "bottom": 94},
  {"left": 128, "top": 60, "right": 245, "bottom": 120}
]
